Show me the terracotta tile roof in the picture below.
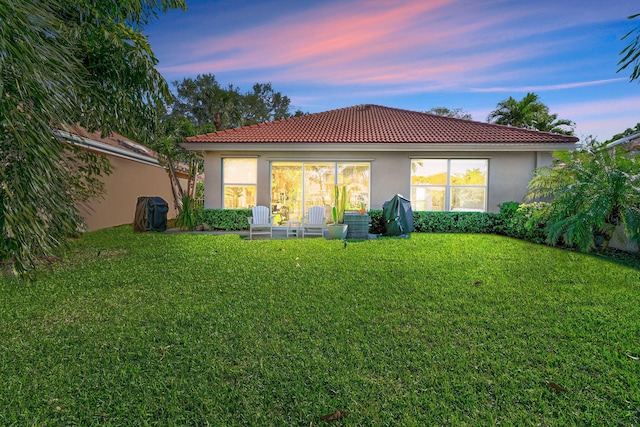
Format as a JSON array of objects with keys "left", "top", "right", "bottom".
[{"left": 185, "top": 104, "right": 579, "bottom": 145}]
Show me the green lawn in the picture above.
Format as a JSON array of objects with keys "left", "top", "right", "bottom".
[{"left": 1, "top": 226, "right": 639, "bottom": 426}]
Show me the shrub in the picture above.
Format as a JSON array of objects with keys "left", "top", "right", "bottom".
[
  {"left": 368, "top": 210, "right": 385, "bottom": 234},
  {"left": 199, "top": 209, "right": 252, "bottom": 231},
  {"left": 369, "top": 210, "right": 498, "bottom": 235},
  {"left": 413, "top": 211, "right": 498, "bottom": 233},
  {"left": 497, "top": 201, "right": 550, "bottom": 244},
  {"left": 526, "top": 140, "right": 640, "bottom": 252}
]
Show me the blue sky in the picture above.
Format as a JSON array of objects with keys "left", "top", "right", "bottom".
[{"left": 145, "top": 0, "right": 639, "bottom": 141}]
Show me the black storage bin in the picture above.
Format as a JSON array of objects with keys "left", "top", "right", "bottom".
[{"left": 134, "top": 196, "right": 168, "bottom": 232}]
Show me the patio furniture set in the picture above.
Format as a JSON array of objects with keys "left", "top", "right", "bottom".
[{"left": 247, "top": 205, "right": 327, "bottom": 239}]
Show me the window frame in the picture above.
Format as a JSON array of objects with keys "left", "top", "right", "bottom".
[
  {"left": 222, "top": 157, "right": 258, "bottom": 209},
  {"left": 270, "top": 161, "right": 371, "bottom": 221},
  {"left": 411, "top": 158, "right": 488, "bottom": 212}
]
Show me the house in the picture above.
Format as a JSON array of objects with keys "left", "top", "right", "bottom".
[
  {"left": 55, "top": 125, "right": 189, "bottom": 231},
  {"left": 182, "top": 104, "right": 578, "bottom": 221}
]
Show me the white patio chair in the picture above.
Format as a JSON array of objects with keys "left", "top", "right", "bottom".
[
  {"left": 301, "top": 205, "right": 326, "bottom": 237},
  {"left": 247, "top": 205, "right": 273, "bottom": 239}
]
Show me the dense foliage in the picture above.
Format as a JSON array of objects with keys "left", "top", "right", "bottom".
[
  {"left": 0, "top": 0, "right": 185, "bottom": 276},
  {"left": 167, "top": 74, "right": 294, "bottom": 132},
  {"left": 199, "top": 209, "right": 253, "bottom": 231},
  {"left": 527, "top": 140, "right": 640, "bottom": 252},
  {"left": 203, "top": 208, "right": 548, "bottom": 245},
  {"left": 494, "top": 202, "right": 550, "bottom": 244},
  {"left": 412, "top": 211, "right": 498, "bottom": 233}
]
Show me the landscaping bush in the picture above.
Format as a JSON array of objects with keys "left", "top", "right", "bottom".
[
  {"left": 496, "top": 201, "right": 550, "bottom": 244},
  {"left": 368, "top": 210, "right": 498, "bottom": 235},
  {"left": 199, "top": 205, "right": 550, "bottom": 243},
  {"left": 368, "top": 209, "right": 384, "bottom": 234},
  {"left": 413, "top": 211, "right": 498, "bottom": 233},
  {"left": 199, "top": 209, "right": 251, "bottom": 230}
]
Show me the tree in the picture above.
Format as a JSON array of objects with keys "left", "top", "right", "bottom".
[
  {"left": 170, "top": 74, "right": 243, "bottom": 131},
  {"left": 0, "top": 0, "right": 186, "bottom": 276},
  {"left": 242, "top": 83, "right": 292, "bottom": 125},
  {"left": 168, "top": 74, "right": 294, "bottom": 131},
  {"left": 487, "top": 93, "right": 545, "bottom": 128},
  {"left": 532, "top": 112, "right": 575, "bottom": 136},
  {"left": 426, "top": 107, "right": 472, "bottom": 120},
  {"left": 487, "top": 92, "right": 575, "bottom": 135},
  {"left": 619, "top": 13, "right": 640, "bottom": 82},
  {"left": 526, "top": 138, "right": 640, "bottom": 252}
]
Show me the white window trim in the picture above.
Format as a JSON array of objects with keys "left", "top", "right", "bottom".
[{"left": 411, "top": 159, "right": 489, "bottom": 212}]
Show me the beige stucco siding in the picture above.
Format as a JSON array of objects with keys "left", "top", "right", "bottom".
[
  {"left": 203, "top": 152, "right": 223, "bottom": 208},
  {"left": 203, "top": 149, "right": 555, "bottom": 214},
  {"left": 80, "top": 155, "right": 183, "bottom": 231}
]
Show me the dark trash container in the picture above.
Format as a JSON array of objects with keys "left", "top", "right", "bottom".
[
  {"left": 382, "top": 194, "right": 413, "bottom": 237},
  {"left": 134, "top": 196, "right": 168, "bottom": 232}
]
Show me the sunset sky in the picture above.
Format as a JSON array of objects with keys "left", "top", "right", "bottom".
[{"left": 145, "top": 0, "right": 639, "bottom": 141}]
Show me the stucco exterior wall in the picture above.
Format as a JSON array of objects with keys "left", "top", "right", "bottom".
[
  {"left": 203, "top": 150, "right": 553, "bottom": 214},
  {"left": 80, "top": 155, "right": 184, "bottom": 231}
]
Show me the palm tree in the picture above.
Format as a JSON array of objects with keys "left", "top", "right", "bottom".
[
  {"left": 618, "top": 13, "right": 640, "bottom": 82},
  {"left": 533, "top": 112, "right": 575, "bottom": 136},
  {"left": 487, "top": 92, "right": 546, "bottom": 128},
  {"left": 526, "top": 139, "right": 640, "bottom": 252},
  {"left": 487, "top": 92, "right": 574, "bottom": 135}
]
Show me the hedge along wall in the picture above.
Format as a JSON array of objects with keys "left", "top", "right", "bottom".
[
  {"left": 198, "top": 203, "right": 640, "bottom": 252},
  {"left": 201, "top": 209, "right": 499, "bottom": 235},
  {"left": 199, "top": 209, "right": 252, "bottom": 231}
]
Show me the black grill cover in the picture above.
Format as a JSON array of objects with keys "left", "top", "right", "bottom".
[
  {"left": 382, "top": 194, "right": 413, "bottom": 237},
  {"left": 134, "top": 196, "right": 168, "bottom": 232}
]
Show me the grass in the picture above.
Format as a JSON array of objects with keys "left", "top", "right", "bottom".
[{"left": 1, "top": 226, "right": 639, "bottom": 426}]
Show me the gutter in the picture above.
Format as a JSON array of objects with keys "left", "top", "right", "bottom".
[
  {"left": 53, "top": 129, "right": 162, "bottom": 168},
  {"left": 606, "top": 131, "right": 640, "bottom": 149}
]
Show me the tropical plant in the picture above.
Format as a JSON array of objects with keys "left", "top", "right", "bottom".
[
  {"left": 332, "top": 186, "right": 347, "bottom": 224},
  {"left": 526, "top": 138, "right": 640, "bottom": 252},
  {"left": 487, "top": 92, "right": 575, "bottom": 135},
  {"left": 533, "top": 112, "right": 575, "bottom": 136},
  {"left": 174, "top": 194, "right": 200, "bottom": 231},
  {"left": 0, "top": 0, "right": 185, "bottom": 277},
  {"left": 618, "top": 13, "right": 640, "bottom": 82}
]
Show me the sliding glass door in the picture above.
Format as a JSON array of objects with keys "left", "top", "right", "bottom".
[{"left": 271, "top": 162, "right": 370, "bottom": 222}]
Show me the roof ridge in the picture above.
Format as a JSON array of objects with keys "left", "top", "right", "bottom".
[{"left": 184, "top": 104, "right": 579, "bottom": 144}]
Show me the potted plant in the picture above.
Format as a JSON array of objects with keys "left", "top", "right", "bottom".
[
  {"left": 326, "top": 185, "right": 348, "bottom": 239},
  {"left": 358, "top": 201, "right": 367, "bottom": 215}
]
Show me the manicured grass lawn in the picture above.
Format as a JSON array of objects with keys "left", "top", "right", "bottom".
[{"left": 1, "top": 226, "right": 639, "bottom": 426}]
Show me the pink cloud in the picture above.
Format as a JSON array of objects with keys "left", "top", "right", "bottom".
[{"left": 155, "top": 0, "right": 637, "bottom": 108}]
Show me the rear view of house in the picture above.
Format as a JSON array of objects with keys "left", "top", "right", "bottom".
[{"left": 183, "top": 104, "right": 578, "bottom": 220}]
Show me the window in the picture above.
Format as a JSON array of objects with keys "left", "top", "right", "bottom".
[
  {"left": 223, "top": 158, "right": 257, "bottom": 208},
  {"left": 411, "top": 159, "right": 487, "bottom": 212},
  {"left": 271, "top": 162, "right": 370, "bottom": 221}
]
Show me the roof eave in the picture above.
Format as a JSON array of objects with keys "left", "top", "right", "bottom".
[
  {"left": 55, "top": 129, "right": 162, "bottom": 167},
  {"left": 182, "top": 141, "right": 578, "bottom": 153}
]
